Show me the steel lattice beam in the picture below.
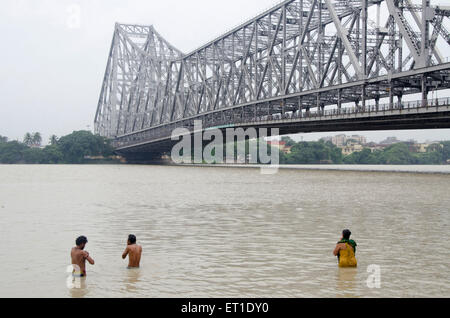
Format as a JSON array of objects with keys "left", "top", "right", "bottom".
[{"left": 94, "top": 0, "right": 450, "bottom": 147}]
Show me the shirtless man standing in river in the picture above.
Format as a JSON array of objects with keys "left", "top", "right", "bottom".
[
  {"left": 122, "top": 235, "right": 142, "bottom": 268},
  {"left": 71, "top": 236, "right": 95, "bottom": 277}
]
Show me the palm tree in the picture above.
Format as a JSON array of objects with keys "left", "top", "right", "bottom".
[
  {"left": 49, "top": 135, "right": 59, "bottom": 146},
  {"left": 32, "top": 132, "right": 42, "bottom": 147},
  {"left": 24, "top": 133, "right": 33, "bottom": 146}
]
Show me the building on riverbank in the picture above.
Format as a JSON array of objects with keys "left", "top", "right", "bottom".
[{"left": 321, "top": 134, "right": 367, "bottom": 148}]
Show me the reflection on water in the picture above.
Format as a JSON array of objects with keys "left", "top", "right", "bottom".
[
  {"left": 0, "top": 165, "right": 449, "bottom": 298},
  {"left": 336, "top": 268, "right": 359, "bottom": 297},
  {"left": 124, "top": 269, "right": 142, "bottom": 294},
  {"left": 69, "top": 277, "right": 89, "bottom": 298}
]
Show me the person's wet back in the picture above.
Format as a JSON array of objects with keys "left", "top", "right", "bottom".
[
  {"left": 122, "top": 234, "right": 142, "bottom": 269},
  {"left": 71, "top": 236, "right": 95, "bottom": 277},
  {"left": 333, "top": 229, "right": 357, "bottom": 268}
]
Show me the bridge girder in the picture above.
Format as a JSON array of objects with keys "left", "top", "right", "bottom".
[{"left": 94, "top": 0, "right": 450, "bottom": 150}]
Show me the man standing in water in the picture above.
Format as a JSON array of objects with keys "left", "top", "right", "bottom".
[
  {"left": 71, "top": 236, "right": 95, "bottom": 277},
  {"left": 122, "top": 234, "right": 142, "bottom": 268},
  {"left": 333, "top": 229, "right": 357, "bottom": 268}
]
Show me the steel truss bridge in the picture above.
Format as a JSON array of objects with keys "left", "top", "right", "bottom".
[{"left": 94, "top": 0, "right": 450, "bottom": 160}]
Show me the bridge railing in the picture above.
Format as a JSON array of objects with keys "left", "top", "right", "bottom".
[
  {"left": 112, "top": 97, "right": 450, "bottom": 149},
  {"left": 220, "top": 97, "right": 450, "bottom": 124}
]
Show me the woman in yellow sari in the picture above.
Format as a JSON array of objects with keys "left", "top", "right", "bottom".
[{"left": 333, "top": 229, "right": 357, "bottom": 268}]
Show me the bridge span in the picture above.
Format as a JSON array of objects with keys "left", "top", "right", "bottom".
[{"left": 94, "top": 0, "right": 450, "bottom": 160}]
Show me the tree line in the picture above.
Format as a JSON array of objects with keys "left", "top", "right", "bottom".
[
  {"left": 0, "top": 131, "right": 114, "bottom": 164},
  {"left": 2, "top": 131, "right": 449, "bottom": 165},
  {"left": 279, "top": 137, "right": 450, "bottom": 165}
]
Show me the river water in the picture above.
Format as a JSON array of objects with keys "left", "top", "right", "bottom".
[{"left": 0, "top": 165, "right": 448, "bottom": 298}]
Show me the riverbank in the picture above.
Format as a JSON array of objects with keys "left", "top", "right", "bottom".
[
  {"left": 179, "top": 164, "right": 450, "bottom": 174},
  {"left": 2, "top": 162, "right": 450, "bottom": 174}
]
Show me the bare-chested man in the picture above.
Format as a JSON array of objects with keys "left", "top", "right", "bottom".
[
  {"left": 71, "top": 236, "right": 95, "bottom": 277},
  {"left": 122, "top": 235, "right": 142, "bottom": 269}
]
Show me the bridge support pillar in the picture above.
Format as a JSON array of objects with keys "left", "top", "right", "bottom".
[
  {"left": 361, "top": 84, "right": 367, "bottom": 112},
  {"left": 298, "top": 96, "right": 303, "bottom": 117},
  {"left": 337, "top": 89, "right": 342, "bottom": 113},
  {"left": 389, "top": 81, "right": 394, "bottom": 111},
  {"left": 316, "top": 93, "right": 320, "bottom": 115},
  {"left": 398, "top": 93, "right": 403, "bottom": 110},
  {"left": 422, "top": 74, "right": 429, "bottom": 108}
]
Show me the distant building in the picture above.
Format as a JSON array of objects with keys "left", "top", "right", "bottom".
[
  {"left": 409, "top": 142, "right": 442, "bottom": 153},
  {"left": 347, "top": 135, "right": 367, "bottom": 145},
  {"left": 366, "top": 142, "right": 386, "bottom": 152},
  {"left": 268, "top": 141, "right": 291, "bottom": 154},
  {"left": 284, "top": 146, "right": 293, "bottom": 154},
  {"left": 341, "top": 144, "right": 364, "bottom": 156},
  {"left": 321, "top": 134, "right": 367, "bottom": 147},
  {"left": 380, "top": 137, "right": 400, "bottom": 145},
  {"left": 410, "top": 144, "right": 428, "bottom": 153},
  {"left": 321, "top": 136, "right": 333, "bottom": 144},
  {"left": 333, "top": 134, "right": 348, "bottom": 147},
  {"left": 321, "top": 134, "right": 368, "bottom": 157}
]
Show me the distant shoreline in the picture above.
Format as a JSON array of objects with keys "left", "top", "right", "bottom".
[
  {"left": 177, "top": 164, "right": 450, "bottom": 174},
  {"left": 1, "top": 163, "right": 450, "bottom": 175}
]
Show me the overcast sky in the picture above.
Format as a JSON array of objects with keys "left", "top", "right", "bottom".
[{"left": 1, "top": 0, "right": 450, "bottom": 144}]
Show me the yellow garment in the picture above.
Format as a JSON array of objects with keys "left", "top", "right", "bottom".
[{"left": 339, "top": 243, "right": 357, "bottom": 268}]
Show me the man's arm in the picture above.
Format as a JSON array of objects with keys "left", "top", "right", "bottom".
[
  {"left": 84, "top": 251, "right": 95, "bottom": 265},
  {"left": 122, "top": 247, "right": 129, "bottom": 260},
  {"left": 333, "top": 244, "right": 341, "bottom": 256}
]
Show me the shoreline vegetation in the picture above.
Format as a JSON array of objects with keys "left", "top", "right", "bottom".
[
  {"left": 0, "top": 132, "right": 449, "bottom": 166},
  {"left": 0, "top": 131, "right": 117, "bottom": 164},
  {"left": 278, "top": 137, "right": 450, "bottom": 166}
]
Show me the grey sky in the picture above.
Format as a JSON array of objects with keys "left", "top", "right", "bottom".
[{"left": 0, "top": 0, "right": 449, "bottom": 144}]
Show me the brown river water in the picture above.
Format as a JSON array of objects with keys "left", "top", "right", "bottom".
[{"left": 0, "top": 165, "right": 449, "bottom": 298}]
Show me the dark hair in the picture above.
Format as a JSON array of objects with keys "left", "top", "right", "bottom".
[
  {"left": 128, "top": 234, "right": 137, "bottom": 244},
  {"left": 343, "top": 229, "right": 352, "bottom": 240},
  {"left": 76, "top": 236, "right": 88, "bottom": 246}
]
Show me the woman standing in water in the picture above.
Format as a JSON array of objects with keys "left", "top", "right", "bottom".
[{"left": 333, "top": 229, "right": 358, "bottom": 268}]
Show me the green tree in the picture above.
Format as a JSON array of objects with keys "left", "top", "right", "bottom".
[
  {"left": 57, "top": 131, "right": 113, "bottom": 164},
  {"left": 42, "top": 145, "right": 64, "bottom": 164},
  {"left": 343, "top": 148, "right": 378, "bottom": 164},
  {"left": 0, "top": 135, "right": 8, "bottom": 143},
  {"left": 23, "top": 133, "right": 33, "bottom": 146},
  {"left": 416, "top": 151, "right": 443, "bottom": 165},
  {"left": 23, "top": 148, "right": 45, "bottom": 164},
  {"left": 440, "top": 141, "right": 450, "bottom": 162},
  {"left": 381, "top": 143, "right": 417, "bottom": 165},
  {"left": 283, "top": 141, "right": 341, "bottom": 164},
  {"left": 281, "top": 136, "right": 296, "bottom": 147},
  {"left": 49, "top": 135, "right": 59, "bottom": 146},
  {"left": 32, "top": 132, "right": 42, "bottom": 147},
  {"left": 0, "top": 141, "right": 28, "bottom": 164}
]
